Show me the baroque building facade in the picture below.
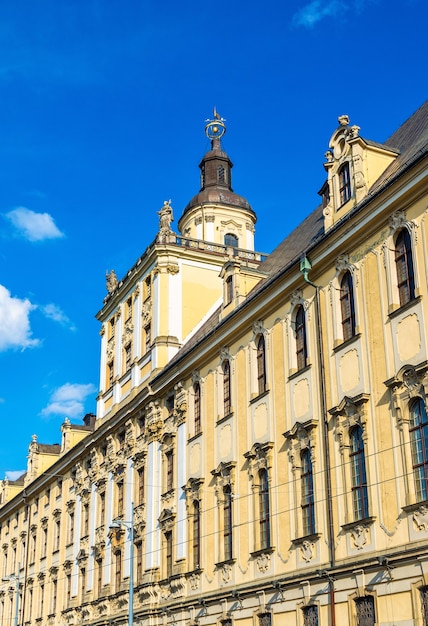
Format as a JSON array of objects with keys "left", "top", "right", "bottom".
[{"left": 1, "top": 103, "right": 428, "bottom": 626}]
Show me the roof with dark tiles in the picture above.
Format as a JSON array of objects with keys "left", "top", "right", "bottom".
[{"left": 155, "top": 101, "right": 428, "bottom": 379}]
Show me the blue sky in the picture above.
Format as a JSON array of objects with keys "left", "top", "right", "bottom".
[{"left": 1, "top": 0, "right": 427, "bottom": 477}]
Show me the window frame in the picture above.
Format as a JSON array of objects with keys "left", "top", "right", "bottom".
[
  {"left": 259, "top": 468, "right": 271, "bottom": 550},
  {"left": 349, "top": 425, "right": 369, "bottom": 521},
  {"left": 256, "top": 334, "right": 267, "bottom": 395},
  {"left": 295, "top": 305, "right": 308, "bottom": 371},
  {"left": 301, "top": 448, "right": 315, "bottom": 536},
  {"left": 223, "top": 360, "right": 232, "bottom": 416},
  {"left": 340, "top": 270, "right": 356, "bottom": 341},
  {"left": 409, "top": 398, "right": 428, "bottom": 502},
  {"left": 338, "top": 162, "right": 351, "bottom": 205},
  {"left": 395, "top": 228, "right": 415, "bottom": 307}
]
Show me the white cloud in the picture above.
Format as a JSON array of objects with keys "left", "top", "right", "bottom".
[
  {"left": 5, "top": 470, "right": 26, "bottom": 482},
  {"left": 40, "top": 383, "right": 97, "bottom": 419},
  {"left": 41, "top": 303, "right": 76, "bottom": 331},
  {"left": 0, "top": 284, "right": 39, "bottom": 351},
  {"left": 292, "top": 0, "right": 348, "bottom": 27},
  {"left": 5, "top": 207, "right": 64, "bottom": 242}
]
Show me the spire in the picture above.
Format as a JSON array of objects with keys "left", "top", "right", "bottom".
[{"left": 200, "top": 109, "right": 232, "bottom": 191}]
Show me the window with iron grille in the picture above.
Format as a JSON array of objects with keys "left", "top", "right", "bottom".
[
  {"left": 295, "top": 305, "right": 308, "bottom": 371},
  {"left": 223, "top": 485, "right": 233, "bottom": 560},
  {"left": 258, "top": 613, "right": 272, "bottom": 626},
  {"left": 395, "top": 229, "right": 415, "bottom": 306},
  {"left": 193, "top": 500, "right": 201, "bottom": 569},
  {"left": 194, "top": 382, "right": 201, "bottom": 434},
  {"left": 420, "top": 586, "right": 428, "bottom": 626},
  {"left": 218, "top": 165, "right": 226, "bottom": 184},
  {"left": 257, "top": 335, "right": 267, "bottom": 395},
  {"left": 409, "top": 398, "right": 428, "bottom": 502},
  {"left": 340, "top": 271, "right": 356, "bottom": 341},
  {"left": 355, "top": 595, "right": 375, "bottom": 626},
  {"left": 350, "top": 425, "right": 369, "bottom": 520},
  {"left": 223, "top": 360, "right": 231, "bottom": 415},
  {"left": 259, "top": 469, "right": 271, "bottom": 550},
  {"left": 339, "top": 162, "right": 351, "bottom": 205},
  {"left": 301, "top": 449, "right": 315, "bottom": 536},
  {"left": 302, "top": 604, "right": 319, "bottom": 626}
]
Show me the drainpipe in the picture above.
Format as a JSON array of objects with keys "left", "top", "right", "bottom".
[{"left": 300, "top": 255, "right": 336, "bottom": 626}]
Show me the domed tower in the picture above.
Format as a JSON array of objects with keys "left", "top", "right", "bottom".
[{"left": 178, "top": 110, "right": 257, "bottom": 250}]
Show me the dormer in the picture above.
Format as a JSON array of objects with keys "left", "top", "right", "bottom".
[
  {"left": 321, "top": 115, "right": 399, "bottom": 231},
  {"left": 219, "top": 257, "right": 267, "bottom": 320}
]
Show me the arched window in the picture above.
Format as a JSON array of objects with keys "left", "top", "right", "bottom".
[
  {"left": 224, "top": 233, "right": 238, "bottom": 247},
  {"left": 223, "top": 485, "right": 233, "bottom": 561},
  {"left": 256, "top": 335, "right": 267, "bottom": 395},
  {"left": 301, "top": 449, "right": 315, "bottom": 536},
  {"left": 223, "top": 360, "right": 231, "bottom": 415},
  {"left": 395, "top": 229, "right": 415, "bottom": 306},
  {"left": 338, "top": 162, "right": 351, "bottom": 205},
  {"left": 194, "top": 382, "right": 201, "bottom": 435},
  {"left": 350, "top": 425, "right": 369, "bottom": 520},
  {"left": 259, "top": 468, "right": 271, "bottom": 550},
  {"left": 295, "top": 305, "right": 308, "bottom": 371},
  {"left": 409, "top": 398, "right": 428, "bottom": 502},
  {"left": 340, "top": 270, "right": 356, "bottom": 341},
  {"left": 192, "top": 500, "right": 201, "bottom": 569}
]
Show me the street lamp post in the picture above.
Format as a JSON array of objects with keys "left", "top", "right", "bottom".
[
  {"left": 109, "top": 502, "right": 134, "bottom": 626},
  {"left": 2, "top": 562, "right": 21, "bottom": 626}
]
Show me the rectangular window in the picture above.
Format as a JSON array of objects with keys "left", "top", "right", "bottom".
[
  {"left": 194, "top": 382, "right": 201, "bottom": 435},
  {"left": 117, "top": 481, "right": 124, "bottom": 516},
  {"left": 125, "top": 343, "right": 132, "bottom": 370},
  {"left": 42, "top": 527, "right": 48, "bottom": 557},
  {"left": 99, "top": 492, "right": 106, "bottom": 526},
  {"left": 68, "top": 512, "right": 75, "bottom": 544},
  {"left": 301, "top": 449, "right": 315, "bottom": 536},
  {"left": 355, "top": 595, "right": 375, "bottom": 626},
  {"left": 223, "top": 486, "right": 233, "bottom": 561},
  {"left": 83, "top": 504, "right": 89, "bottom": 536},
  {"left": 51, "top": 579, "right": 57, "bottom": 615},
  {"left": 223, "top": 361, "right": 231, "bottom": 416},
  {"left": 81, "top": 567, "right": 86, "bottom": 599},
  {"left": 193, "top": 501, "right": 201, "bottom": 570},
  {"left": 420, "top": 586, "right": 428, "bottom": 626},
  {"left": 138, "top": 469, "right": 145, "bottom": 505},
  {"left": 39, "top": 584, "right": 44, "bottom": 618},
  {"left": 295, "top": 305, "right": 307, "bottom": 371},
  {"left": 97, "top": 559, "right": 103, "bottom": 596},
  {"left": 115, "top": 552, "right": 122, "bottom": 592},
  {"left": 225, "top": 275, "right": 233, "bottom": 305},
  {"left": 350, "top": 425, "right": 369, "bottom": 520},
  {"left": 303, "top": 605, "right": 319, "bottom": 626},
  {"left": 107, "top": 360, "right": 114, "bottom": 388},
  {"left": 166, "top": 452, "right": 174, "bottom": 492},
  {"left": 165, "top": 531, "right": 173, "bottom": 578},
  {"left": 136, "top": 542, "right": 143, "bottom": 584},
  {"left": 259, "top": 469, "right": 271, "bottom": 550},
  {"left": 54, "top": 520, "right": 61, "bottom": 551},
  {"left": 144, "top": 324, "right": 152, "bottom": 354},
  {"left": 339, "top": 162, "right": 351, "bottom": 205},
  {"left": 258, "top": 614, "right": 272, "bottom": 626}
]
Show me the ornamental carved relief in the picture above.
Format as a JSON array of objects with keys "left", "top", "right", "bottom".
[
  {"left": 211, "top": 461, "right": 236, "bottom": 503},
  {"left": 413, "top": 505, "right": 428, "bottom": 531},
  {"left": 256, "top": 552, "right": 271, "bottom": 573},
  {"left": 350, "top": 524, "right": 369, "bottom": 550},
  {"left": 244, "top": 442, "right": 274, "bottom": 480},
  {"left": 142, "top": 300, "right": 152, "bottom": 324},
  {"left": 300, "top": 540, "right": 314, "bottom": 562},
  {"left": 122, "top": 321, "right": 134, "bottom": 346}
]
